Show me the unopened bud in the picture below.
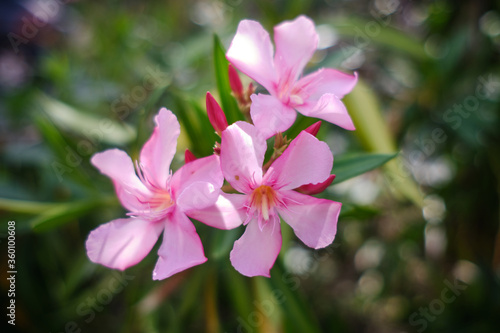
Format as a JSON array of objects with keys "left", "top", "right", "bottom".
[
  {"left": 206, "top": 92, "right": 228, "bottom": 135},
  {"left": 228, "top": 64, "right": 244, "bottom": 99},
  {"left": 304, "top": 121, "right": 322, "bottom": 137},
  {"left": 296, "top": 174, "right": 336, "bottom": 195},
  {"left": 184, "top": 149, "right": 197, "bottom": 164}
]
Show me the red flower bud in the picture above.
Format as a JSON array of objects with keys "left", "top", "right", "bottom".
[
  {"left": 206, "top": 92, "right": 228, "bottom": 135},
  {"left": 304, "top": 121, "right": 322, "bottom": 137},
  {"left": 228, "top": 64, "right": 244, "bottom": 99},
  {"left": 184, "top": 149, "right": 197, "bottom": 164}
]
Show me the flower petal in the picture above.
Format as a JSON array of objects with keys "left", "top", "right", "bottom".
[
  {"left": 296, "top": 93, "right": 355, "bottom": 130},
  {"left": 274, "top": 16, "right": 318, "bottom": 85},
  {"left": 140, "top": 108, "right": 180, "bottom": 189},
  {"left": 91, "top": 149, "right": 151, "bottom": 211},
  {"left": 176, "top": 181, "right": 220, "bottom": 212},
  {"left": 171, "top": 155, "right": 223, "bottom": 210},
  {"left": 220, "top": 121, "right": 266, "bottom": 193},
  {"left": 86, "top": 218, "right": 163, "bottom": 270},
  {"left": 152, "top": 209, "right": 207, "bottom": 280},
  {"left": 226, "top": 19, "right": 278, "bottom": 94},
  {"left": 278, "top": 190, "right": 340, "bottom": 249},
  {"left": 186, "top": 193, "right": 247, "bottom": 230},
  {"left": 296, "top": 174, "right": 336, "bottom": 195},
  {"left": 264, "top": 131, "right": 333, "bottom": 190},
  {"left": 230, "top": 217, "right": 282, "bottom": 277},
  {"left": 295, "top": 68, "right": 358, "bottom": 100},
  {"left": 250, "top": 93, "right": 297, "bottom": 139}
]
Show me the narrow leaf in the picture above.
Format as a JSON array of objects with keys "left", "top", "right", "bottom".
[
  {"left": 0, "top": 197, "right": 59, "bottom": 214},
  {"left": 269, "top": 263, "right": 323, "bottom": 333},
  {"left": 30, "top": 197, "right": 117, "bottom": 232},
  {"left": 37, "top": 93, "right": 136, "bottom": 145},
  {"left": 333, "top": 152, "right": 397, "bottom": 184},
  {"left": 213, "top": 34, "right": 244, "bottom": 124},
  {"left": 343, "top": 79, "right": 424, "bottom": 206}
]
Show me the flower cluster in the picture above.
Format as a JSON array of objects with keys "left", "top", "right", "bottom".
[{"left": 86, "top": 16, "right": 357, "bottom": 279}]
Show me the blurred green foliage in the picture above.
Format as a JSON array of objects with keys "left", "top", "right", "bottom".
[{"left": 1, "top": 0, "right": 499, "bottom": 332}]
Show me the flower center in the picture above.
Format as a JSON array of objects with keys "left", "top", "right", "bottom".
[
  {"left": 149, "top": 189, "right": 174, "bottom": 212},
  {"left": 249, "top": 185, "right": 278, "bottom": 221}
]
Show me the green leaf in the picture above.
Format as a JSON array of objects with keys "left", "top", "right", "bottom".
[
  {"left": 210, "top": 228, "right": 240, "bottom": 260},
  {"left": 33, "top": 113, "right": 91, "bottom": 187},
  {"left": 339, "top": 203, "right": 379, "bottom": 220},
  {"left": 334, "top": 152, "right": 397, "bottom": 184},
  {"left": 222, "top": 267, "right": 253, "bottom": 320},
  {"left": 343, "top": 80, "right": 424, "bottom": 206},
  {"left": 213, "top": 34, "right": 244, "bottom": 124},
  {"left": 37, "top": 92, "right": 136, "bottom": 145},
  {"left": 331, "top": 17, "right": 428, "bottom": 61},
  {"left": 269, "top": 263, "right": 323, "bottom": 333},
  {"left": 30, "top": 197, "right": 117, "bottom": 232},
  {"left": 188, "top": 98, "right": 219, "bottom": 154},
  {"left": 0, "top": 197, "right": 60, "bottom": 214},
  {"left": 172, "top": 93, "right": 213, "bottom": 156}
]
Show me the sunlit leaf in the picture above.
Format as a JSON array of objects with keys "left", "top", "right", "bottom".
[
  {"left": 37, "top": 93, "right": 136, "bottom": 145},
  {"left": 343, "top": 79, "right": 424, "bottom": 206}
]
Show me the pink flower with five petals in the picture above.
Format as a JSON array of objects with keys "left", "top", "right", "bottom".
[
  {"left": 226, "top": 15, "right": 357, "bottom": 138},
  {"left": 220, "top": 122, "right": 341, "bottom": 277},
  {"left": 86, "top": 108, "right": 242, "bottom": 280}
]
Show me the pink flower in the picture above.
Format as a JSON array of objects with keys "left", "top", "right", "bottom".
[
  {"left": 226, "top": 16, "right": 357, "bottom": 138},
  {"left": 86, "top": 108, "right": 242, "bottom": 280},
  {"left": 220, "top": 122, "right": 341, "bottom": 277}
]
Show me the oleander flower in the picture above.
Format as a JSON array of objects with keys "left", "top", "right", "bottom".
[
  {"left": 86, "top": 108, "right": 241, "bottom": 280},
  {"left": 220, "top": 121, "right": 341, "bottom": 277},
  {"left": 226, "top": 15, "right": 357, "bottom": 138}
]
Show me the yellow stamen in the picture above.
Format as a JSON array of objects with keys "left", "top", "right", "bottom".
[{"left": 250, "top": 185, "right": 276, "bottom": 221}]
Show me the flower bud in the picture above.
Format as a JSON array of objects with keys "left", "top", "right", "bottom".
[
  {"left": 184, "top": 149, "right": 197, "bottom": 164},
  {"left": 304, "top": 121, "right": 322, "bottom": 137},
  {"left": 206, "top": 92, "right": 228, "bottom": 135},
  {"left": 228, "top": 64, "right": 244, "bottom": 99}
]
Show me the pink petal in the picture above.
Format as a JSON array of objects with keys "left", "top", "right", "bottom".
[
  {"left": 295, "top": 68, "right": 358, "bottom": 100},
  {"left": 230, "top": 217, "right": 282, "bottom": 277},
  {"left": 86, "top": 218, "right": 163, "bottom": 270},
  {"left": 171, "top": 155, "right": 223, "bottom": 210},
  {"left": 273, "top": 16, "right": 318, "bottom": 86},
  {"left": 186, "top": 193, "right": 247, "bottom": 230},
  {"left": 226, "top": 19, "right": 278, "bottom": 94},
  {"left": 91, "top": 149, "right": 151, "bottom": 212},
  {"left": 176, "top": 181, "right": 220, "bottom": 212},
  {"left": 296, "top": 174, "right": 336, "bottom": 195},
  {"left": 296, "top": 93, "right": 355, "bottom": 131},
  {"left": 263, "top": 131, "right": 333, "bottom": 190},
  {"left": 140, "top": 108, "right": 180, "bottom": 189},
  {"left": 250, "top": 94, "right": 297, "bottom": 139},
  {"left": 220, "top": 121, "right": 266, "bottom": 193},
  {"left": 152, "top": 209, "right": 207, "bottom": 280},
  {"left": 278, "top": 190, "right": 340, "bottom": 249}
]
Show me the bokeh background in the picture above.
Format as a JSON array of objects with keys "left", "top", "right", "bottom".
[{"left": 1, "top": 0, "right": 500, "bottom": 332}]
